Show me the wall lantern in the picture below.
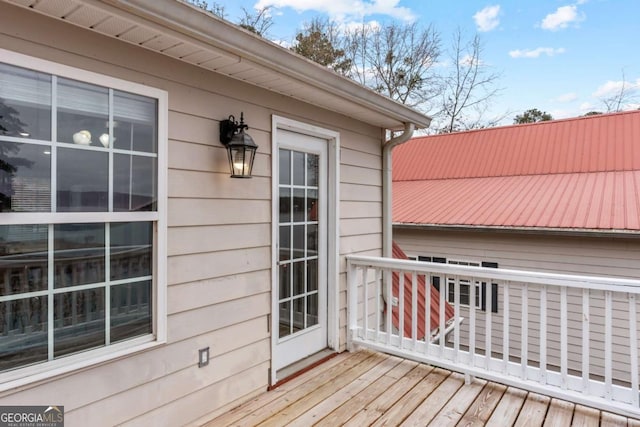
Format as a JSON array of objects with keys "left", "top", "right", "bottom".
[{"left": 219, "top": 112, "right": 258, "bottom": 178}]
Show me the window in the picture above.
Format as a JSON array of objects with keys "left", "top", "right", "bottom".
[
  {"left": 414, "top": 253, "right": 498, "bottom": 312},
  {"left": 0, "top": 51, "right": 166, "bottom": 381}
]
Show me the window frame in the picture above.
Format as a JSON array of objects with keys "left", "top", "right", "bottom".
[{"left": 0, "top": 48, "right": 167, "bottom": 390}]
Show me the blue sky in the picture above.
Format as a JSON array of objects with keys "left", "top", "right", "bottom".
[{"left": 205, "top": 0, "right": 640, "bottom": 124}]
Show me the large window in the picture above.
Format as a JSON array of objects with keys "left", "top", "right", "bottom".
[{"left": 0, "top": 51, "right": 166, "bottom": 380}]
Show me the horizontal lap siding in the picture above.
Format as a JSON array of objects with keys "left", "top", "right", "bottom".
[
  {"left": 0, "top": 4, "right": 384, "bottom": 425},
  {"left": 394, "top": 229, "right": 640, "bottom": 382}
]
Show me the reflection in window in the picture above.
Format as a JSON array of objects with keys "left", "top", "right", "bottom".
[
  {"left": 0, "top": 298, "right": 48, "bottom": 371},
  {"left": 113, "top": 154, "right": 156, "bottom": 211},
  {"left": 0, "top": 141, "right": 51, "bottom": 212},
  {"left": 0, "top": 224, "right": 48, "bottom": 296},
  {"left": 110, "top": 222, "right": 152, "bottom": 281},
  {"left": 54, "top": 288, "right": 105, "bottom": 357},
  {"left": 0, "top": 63, "right": 51, "bottom": 141},
  {"left": 111, "top": 281, "right": 152, "bottom": 343},
  {"left": 54, "top": 224, "right": 105, "bottom": 289},
  {"left": 57, "top": 148, "right": 108, "bottom": 212},
  {"left": 57, "top": 78, "right": 108, "bottom": 147},
  {"left": 114, "top": 90, "right": 157, "bottom": 153}
]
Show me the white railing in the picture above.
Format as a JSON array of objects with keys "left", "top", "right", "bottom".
[{"left": 347, "top": 255, "right": 640, "bottom": 418}]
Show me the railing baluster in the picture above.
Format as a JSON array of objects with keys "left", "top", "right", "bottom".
[
  {"left": 469, "top": 276, "right": 475, "bottom": 367},
  {"left": 540, "top": 285, "right": 547, "bottom": 385},
  {"left": 375, "top": 268, "right": 382, "bottom": 342},
  {"left": 411, "top": 271, "right": 418, "bottom": 350},
  {"left": 425, "top": 272, "right": 431, "bottom": 356},
  {"left": 386, "top": 269, "right": 392, "bottom": 346},
  {"left": 347, "top": 261, "right": 357, "bottom": 350},
  {"left": 629, "top": 293, "right": 639, "bottom": 407},
  {"left": 439, "top": 275, "right": 445, "bottom": 357},
  {"left": 605, "top": 290, "right": 613, "bottom": 400},
  {"left": 399, "top": 270, "right": 405, "bottom": 349},
  {"left": 582, "top": 288, "right": 590, "bottom": 394},
  {"left": 561, "top": 286, "right": 568, "bottom": 390},
  {"left": 502, "top": 281, "right": 509, "bottom": 374},
  {"left": 485, "top": 279, "right": 492, "bottom": 370},
  {"left": 454, "top": 275, "right": 460, "bottom": 363},
  {"left": 363, "top": 266, "right": 369, "bottom": 340},
  {"left": 521, "top": 283, "right": 528, "bottom": 380}
]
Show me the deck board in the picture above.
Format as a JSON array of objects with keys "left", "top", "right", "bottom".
[
  {"left": 457, "top": 381, "right": 507, "bottom": 426},
  {"left": 202, "top": 349, "right": 640, "bottom": 427}
]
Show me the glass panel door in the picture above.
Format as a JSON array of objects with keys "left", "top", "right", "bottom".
[{"left": 278, "top": 148, "right": 320, "bottom": 338}]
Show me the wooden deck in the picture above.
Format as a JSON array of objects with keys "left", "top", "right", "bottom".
[{"left": 203, "top": 349, "right": 640, "bottom": 426}]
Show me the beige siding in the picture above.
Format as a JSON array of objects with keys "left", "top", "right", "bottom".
[
  {"left": 394, "top": 228, "right": 640, "bottom": 382},
  {"left": 0, "top": 3, "right": 384, "bottom": 425}
]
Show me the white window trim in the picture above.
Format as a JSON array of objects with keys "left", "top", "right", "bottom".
[
  {"left": 270, "top": 115, "right": 340, "bottom": 385},
  {"left": 0, "top": 48, "right": 167, "bottom": 391}
]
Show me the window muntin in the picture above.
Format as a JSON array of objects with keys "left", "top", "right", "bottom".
[{"left": 0, "top": 58, "right": 162, "bottom": 377}]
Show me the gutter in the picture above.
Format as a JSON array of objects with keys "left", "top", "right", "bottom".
[{"left": 383, "top": 123, "right": 416, "bottom": 257}]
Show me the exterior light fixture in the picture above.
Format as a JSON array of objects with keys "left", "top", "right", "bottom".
[{"left": 219, "top": 112, "right": 258, "bottom": 178}]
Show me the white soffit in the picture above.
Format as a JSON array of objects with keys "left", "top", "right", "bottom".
[{"left": 2, "top": 0, "right": 431, "bottom": 130}]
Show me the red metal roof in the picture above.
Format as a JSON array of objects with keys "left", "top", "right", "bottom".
[
  {"left": 393, "top": 111, "right": 640, "bottom": 232},
  {"left": 391, "top": 242, "right": 455, "bottom": 339}
]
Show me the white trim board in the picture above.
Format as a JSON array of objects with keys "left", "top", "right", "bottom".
[{"left": 270, "top": 115, "right": 340, "bottom": 385}]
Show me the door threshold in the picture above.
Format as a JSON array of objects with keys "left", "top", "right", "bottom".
[{"left": 270, "top": 349, "right": 337, "bottom": 390}]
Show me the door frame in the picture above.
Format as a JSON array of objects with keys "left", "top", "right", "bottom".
[{"left": 270, "top": 115, "right": 340, "bottom": 385}]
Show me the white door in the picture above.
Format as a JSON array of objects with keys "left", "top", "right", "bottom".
[{"left": 274, "top": 130, "right": 328, "bottom": 372}]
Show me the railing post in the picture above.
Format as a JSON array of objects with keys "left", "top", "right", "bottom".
[{"left": 346, "top": 258, "right": 358, "bottom": 352}]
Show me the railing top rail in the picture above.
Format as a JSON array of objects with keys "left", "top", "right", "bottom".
[{"left": 346, "top": 255, "right": 640, "bottom": 293}]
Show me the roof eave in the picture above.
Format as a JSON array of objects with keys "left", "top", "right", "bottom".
[
  {"left": 105, "top": 0, "right": 432, "bottom": 130},
  {"left": 393, "top": 222, "right": 640, "bottom": 239}
]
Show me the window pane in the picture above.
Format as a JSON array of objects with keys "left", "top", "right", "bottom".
[
  {"left": 279, "top": 187, "right": 291, "bottom": 223},
  {"left": 307, "top": 153, "right": 318, "bottom": 187},
  {"left": 54, "top": 223, "right": 105, "bottom": 288},
  {"left": 0, "top": 297, "right": 48, "bottom": 371},
  {"left": 113, "top": 91, "right": 157, "bottom": 153},
  {"left": 57, "top": 147, "right": 108, "bottom": 212},
  {"left": 0, "top": 63, "right": 51, "bottom": 141},
  {"left": 307, "top": 259, "right": 318, "bottom": 292},
  {"left": 110, "top": 222, "right": 152, "bottom": 281},
  {"left": 279, "top": 264, "right": 290, "bottom": 299},
  {"left": 307, "top": 189, "right": 317, "bottom": 221},
  {"left": 0, "top": 224, "right": 48, "bottom": 296},
  {"left": 279, "top": 149, "right": 290, "bottom": 185},
  {"left": 113, "top": 154, "right": 157, "bottom": 212},
  {"left": 111, "top": 280, "right": 152, "bottom": 343},
  {"left": 293, "top": 261, "right": 304, "bottom": 296},
  {"left": 57, "top": 78, "right": 108, "bottom": 147},
  {"left": 54, "top": 288, "right": 105, "bottom": 357},
  {"left": 307, "top": 293, "right": 318, "bottom": 327},
  {"left": 0, "top": 141, "right": 51, "bottom": 212},
  {"left": 292, "top": 296, "right": 304, "bottom": 333},
  {"left": 279, "top": 226, "right": 290, "bottom": 261},
  {"left": 279, "top": 301, "right": 291, "bottom": 338},
  {"left": 292, "top": 151, "right": 304, "bottom": 186},
  {"left": 292, "top": 225, "right": 304, "bottom": 260},
  {"left": 292, "top": 188, "right": 305, "bottom": 222},
  {"left": 307, "top": 224, "right": 317, "bottom": 257}
]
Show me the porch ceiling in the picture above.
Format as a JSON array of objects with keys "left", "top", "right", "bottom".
[{"left": 3, "top": 0, "right": 432, "bottom": 131}]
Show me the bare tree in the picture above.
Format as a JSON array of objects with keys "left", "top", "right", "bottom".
[
  {"left": 239, "top": 6, "right": 273, "bottom": 37},
  {"left": 186, "top": 0, "right": 226, "bottom": 19},
  {"left": 437, "top": 29, "right": 501, "bottom": 133},
  {"left": 599, "top": 70, "right": 639, "bottom": 113},
  {"left": 341, "top": 22, "right": 441, "bottom": 108}
]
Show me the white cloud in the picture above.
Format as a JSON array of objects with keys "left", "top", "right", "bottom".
[
  {"left": 508, "top": 47, "right": 566, "bottom": 58},
  {"left": 579, "top": 102, "right": 595, "bottom": 111},
  {"left": 473, "top": 5, "right": 501, "bottom": 32},
  {"left": 540, "top": 5, "right": 585, "bottom": 31},
  {"left": 254, "top": 0, "right": 416, "bottom": 23},
  {"left": 554, "top": 93, "right": 578, "bottom": 103},
  {"left": 592, "top": 78, "right": 640, "bottom": 98}
]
